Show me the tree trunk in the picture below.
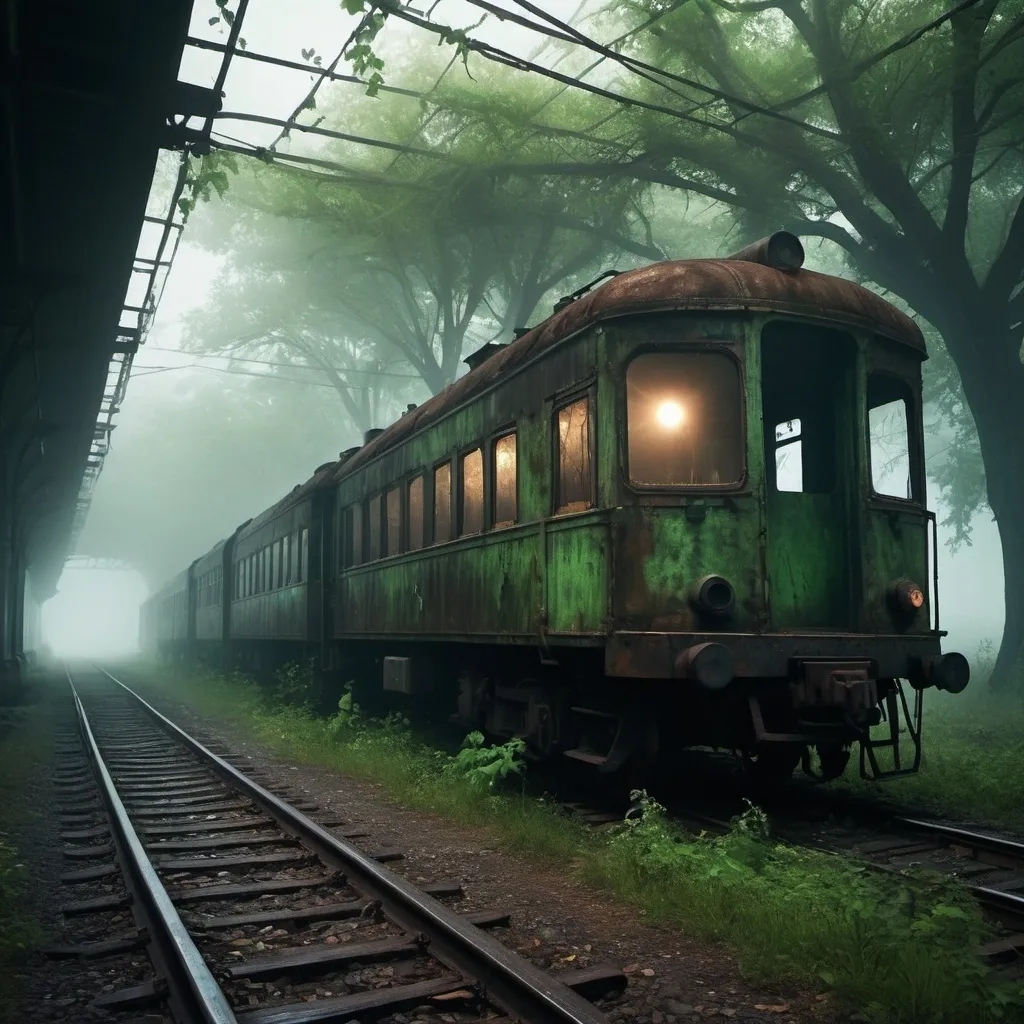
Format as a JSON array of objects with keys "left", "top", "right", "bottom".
[{"left": 939, "top": 315, "right": 1024, "bottom": 691}]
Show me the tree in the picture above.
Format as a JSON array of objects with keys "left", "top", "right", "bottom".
[
  {"left": 421, "top": 0, "right": 1024, "bottom": 684},
  {"left": 183, "top": 66, "right": 663, "bottom": 428}
]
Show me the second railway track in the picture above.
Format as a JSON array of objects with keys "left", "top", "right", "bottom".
[{"left": 55, "top": 665, "right": 626, "bottom": 1023}]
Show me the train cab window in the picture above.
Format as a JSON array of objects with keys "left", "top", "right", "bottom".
[
  {"left": 773, "top": 419, "right": 803, "bottom": 492},
  {"left": 868, "top": 373, "right": 916, "bottom": 501},
  {"left": 386, "top": 487, "right": 402, "bottom": 556},
  {"left": 282, "top": 535, "right": 291, "bottom": 585},
  {"left": 368, "top": 495, "right": 382, "bottom": 560},
  {"left": 408, "top": 475, "right": 425, "bottom": 550},
  {"left": 626, "top": 353, "right": 743, "bottom": 487},
  {"left": 434, "top": 463, "right": 452, "bottom": 543},
  {"left": 555, "top": 398, "right": 593, "bottom": 513},
  {"left": 460, "top": 448, "right": 484, "bottom": 535},
  {"left": 493, "top": 433, "right": 517, "bottom": 527},
  {"left": 762, "top": 323, "right": 852, "bottom": 494}
]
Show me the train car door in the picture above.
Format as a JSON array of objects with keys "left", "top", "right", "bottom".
[{"left": 760, "top": 321, "right": 857, "bottom": 630}]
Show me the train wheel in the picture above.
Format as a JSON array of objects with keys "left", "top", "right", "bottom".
[
  {"left": 815, "top": 744, "right": 851, "bottom": 781},
  {"left": 744, "top": 743, "right": 803, "bottom": 784}
]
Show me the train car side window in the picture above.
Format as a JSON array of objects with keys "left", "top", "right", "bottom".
[
  {"left": 626, "top": 352, "right": 743, "bottom": 487},
  {"left": 282, "top": 535, "right": 291, "bottom": 585},
  {"left": 555, "top": 398, "right": 593, "bottom": 514},
  {"left": 868, "top": 374, "right": 916, "bottom": 501},
  {"left": 248, "top": 554, "right": 255, "bottom": 595},
  {"left": 300, "top": 527, "right": 309, "bottom": 581},
  {"left": 434, "top": 463, "right": 452, "bottom": 543},
  {"left": 493, "top": 432, "right": 517, "bottom": 527},
  {"left": 408, "top": 475, "right": 425, "bottom": 550},
  {"left": 386, "top": 486, "right": 402, "bottom": 556},
  {"left": 368, "top": 495, "right": 382, "bottom": 560},
  {"left": 343, "top": 506, "right": 359, "bottom": 567},
  {"left": 460, "top": 448, "right": 484, "bottom": 535},
  {"left": 271, "top": 542, "right": 279, "bottom": 590}
]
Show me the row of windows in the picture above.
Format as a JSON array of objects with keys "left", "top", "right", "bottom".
[
  {"left": 234, "top": 528, "right": 309, "bottom": 599},
  {"left": 197, "top": 567, "right": 223, "bottom": 609},
  {"left": 344, "top": 395, "right": 595, "bottom": 567}
]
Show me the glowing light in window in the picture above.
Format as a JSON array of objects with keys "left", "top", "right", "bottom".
[{"left": 656, "top": 400, "right": 685, "bottom": 429}]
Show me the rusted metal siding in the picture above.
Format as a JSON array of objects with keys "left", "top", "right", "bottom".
[
  {"left": 231, "top": 500, "right": 313, "bottom": 641},
  {"left": 333, "top": 261, "right": 923, "bottom": 492},
  {"left": 333, "top": 332, "right": 607, "bottom": 644}
]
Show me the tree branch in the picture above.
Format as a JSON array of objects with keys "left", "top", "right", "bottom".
[
  {"left": 985, "top": 189, "right": 1024, "bottom": 304},
  {"left": 944, "top": 0, "right": 999, "bottom": 244}
]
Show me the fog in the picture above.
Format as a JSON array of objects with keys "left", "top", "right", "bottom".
[{"left": 42, "top": 0, "right": 1006, "bottom": 661}]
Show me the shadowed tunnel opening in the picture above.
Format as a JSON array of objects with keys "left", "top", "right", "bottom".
[{"left": 42, "top": 562, "right": 149, "bottom": 658}]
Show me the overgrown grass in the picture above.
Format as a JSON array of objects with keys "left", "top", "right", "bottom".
[
  {"left": 829, "top": 641, "right": 1024, "bottom": 831},
  {"left": 0, "top": 700, "right": 49, "bottom": 1018},
  {"left": 135, "top": 659, "right": 1024, "bottom": 1024}
]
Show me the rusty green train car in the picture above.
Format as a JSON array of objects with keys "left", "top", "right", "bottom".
[{"left": 140, "top": 232, "right": 969, "bottom": 783}]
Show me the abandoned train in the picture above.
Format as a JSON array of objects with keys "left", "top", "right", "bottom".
[{"left": 139, "top": 231, "right": 970, "bottom": 783}]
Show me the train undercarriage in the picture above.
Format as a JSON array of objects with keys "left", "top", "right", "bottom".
[{"left": 179, "top": 632, "right": 968, "bottom": 787}]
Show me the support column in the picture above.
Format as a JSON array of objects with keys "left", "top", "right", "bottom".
[{"left": 0, "top": 495, "right": 18, "bottom": 703}]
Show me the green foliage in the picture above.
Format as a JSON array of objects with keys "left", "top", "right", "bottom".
[
  {"left": 444, "top": 731, "right": 527, "bottom": 791},
  {"left": 325, "top": 683, "right": 363, "bottom": 735},
  {"left": 142, "top": 660, "right": 1024, "bottom": 1023},
  {"left": 596, "top": 792, "right": 1020, "bottom": 1022},
  {"left": 270, "top": 661, "right": 315, "bottom": 710}
]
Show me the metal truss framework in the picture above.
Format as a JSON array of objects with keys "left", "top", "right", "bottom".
[
  {"left": 63, "top": 556, "right": 138, "bottom": 574},
  {"left": 70, "top": 0, "right": 252, "bottom": 553}
]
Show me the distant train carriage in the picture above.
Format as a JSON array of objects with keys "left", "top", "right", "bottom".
[
  {"left": 228, "top": 481, "right": 325, "bottom": 671},
  {"left": 140, "top": 233, "right": 969, "bottom": 783},
  {"left": 144, "top": 567, "right": 191, "bottom": 660}
]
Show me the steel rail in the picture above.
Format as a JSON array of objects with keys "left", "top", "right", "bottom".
[
  {"left": 66, "top": 668, "right": 238, "bottom": 1023},
  {"left": 895, "top": 818, "right": 1024, "bottom": 866},
  {"left": 98, "top": 666, "right": 609, "bottom": 1024}
]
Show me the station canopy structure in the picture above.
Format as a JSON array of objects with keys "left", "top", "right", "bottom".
[{"left": 0, "top": 0, "right": 245, "bottom": 671}]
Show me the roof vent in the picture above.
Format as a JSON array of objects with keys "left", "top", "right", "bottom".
[
  {"left": 724, "top": 230, "right": 804, "bottom": 271},
  {"left": 513, "top": 327, "right": 530, "bottom": 339},
  {"left": 463, "top": 343, "right": 507, "bottom": 372},
  {"left": 363, "top": 428, "right": 385, "bottom": 444},
  {"left": 338, "top": 445, "right": 361, "bottom": 462},
  {"left": 314, "top": 462, "right": 335, "bottom": 474}
]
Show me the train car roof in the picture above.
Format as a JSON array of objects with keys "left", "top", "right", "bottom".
[
  {"left": 193, "top": 536, "right": 229, "bottom": 572},
  {"left": 143, "top": 565, "right": 190, "bottom": 604},
  {"left": 332, "top": 256, "right": 924, "bottom": 483},
  {"left": 236, "top": 467, "right": 334, "bottom": 541}
]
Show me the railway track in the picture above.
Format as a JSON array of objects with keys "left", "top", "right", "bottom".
[
  {"left": 53, "top": 665, "right": 625, "bottom": 1023},
  {"left": 564, "top": 793, "right": 1024, "bottom": 975}
]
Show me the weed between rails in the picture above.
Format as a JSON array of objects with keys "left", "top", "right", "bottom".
[{"left": 139, "top": 661, "right": 1024, "bottom": 1024}]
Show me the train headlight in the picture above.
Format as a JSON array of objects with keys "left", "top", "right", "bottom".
[
  {"left": 692, "top": 575, "right": 735, "bottom": 618},
  {"left": 889, "top": 578, "right": 925, "bottom": 619}
]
